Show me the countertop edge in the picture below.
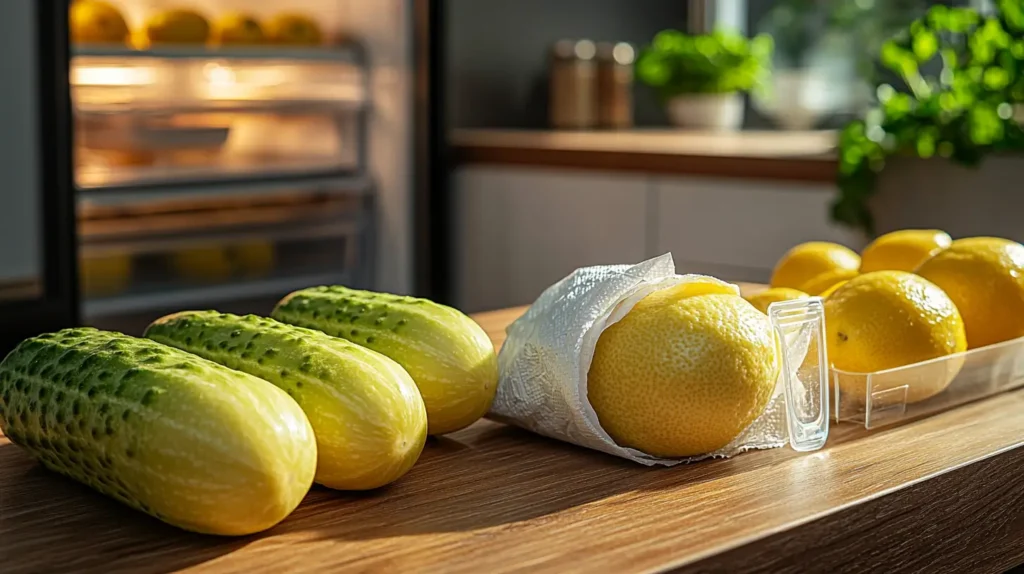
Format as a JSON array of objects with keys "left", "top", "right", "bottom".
[{"left": 451, "top": 129, "right": 840, "bottom": 183}]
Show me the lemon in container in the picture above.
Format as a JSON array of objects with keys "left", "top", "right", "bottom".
[{"left": 826, "top": 271, "right": 967, "bottom": 405}]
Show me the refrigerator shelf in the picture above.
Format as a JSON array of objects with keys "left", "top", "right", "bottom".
[
  {"left": 81, "top": 215, "right": 366, "bottom": 257},
  {"left": 82, "top": 270, "right": 356, "bottom": 319},
  {"left": 76, "top": 98, "right": 365, "bottom": 116},
  {"left": 77, "top": 174, "right": 371, "bottom": 208},
  {"left": 73, "top": 44, "right": 365, "bottom": 64},
  {"left": 76, "top": 153, "right": 361, "bottom": 191}
]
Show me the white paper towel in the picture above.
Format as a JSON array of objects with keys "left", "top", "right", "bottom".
[{"left": 488, "top": 253, "right": 793, "bottom": 466}]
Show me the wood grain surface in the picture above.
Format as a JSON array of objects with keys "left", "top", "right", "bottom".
[
  {"left": 451, "top": 129, "right": 838, "bottom": 182},
  {"left": 2, "top": 284, "right": 1024, "bottom": 573}
]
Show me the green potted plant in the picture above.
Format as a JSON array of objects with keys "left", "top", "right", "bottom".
[
  {"left": 835, "top": 1, "right": 1024, "bottom": 236},
  {"left": 636, "top": 29, "right": 773, "bottom": 130}
]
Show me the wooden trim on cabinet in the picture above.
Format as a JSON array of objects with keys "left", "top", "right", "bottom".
[{"left": 451, "top": 129, "right": 839, "bottom": 183}]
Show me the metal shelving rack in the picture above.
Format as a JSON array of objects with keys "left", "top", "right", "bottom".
[{"left": 72, "top": 41, "right": 375, "bottom": 327}]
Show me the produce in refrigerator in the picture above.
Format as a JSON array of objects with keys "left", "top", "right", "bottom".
[{"left": 70, "top": 0, "right": 131, "bottom": 45}]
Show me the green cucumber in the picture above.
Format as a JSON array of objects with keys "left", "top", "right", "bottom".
[
  {"left": 145, "top": 311, "right": 427, "bottom": 491},
  {"left": 272, "top": 286, "right": 498, "bottom": 435},
  {"left": 0, "top": 328, "right": 317, "bottom": 536}
]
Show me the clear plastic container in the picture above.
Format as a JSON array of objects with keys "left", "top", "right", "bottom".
[
  {"left": 769, "top": 297, "right": 831, "bottom": 452},
  {"left": 834, "top": 336, "right": 1024, "bottom": 429}
]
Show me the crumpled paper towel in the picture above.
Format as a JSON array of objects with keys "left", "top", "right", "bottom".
[{"left": 488, "top": 253, "right": 794, "bottom": 466}]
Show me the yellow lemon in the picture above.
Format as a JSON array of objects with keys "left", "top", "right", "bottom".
[
  {"left": 211, "top": 13, "right": 265, "bottom": 46},
  {"left": 860, "top": 229, "right": 952, "bottom": 273},
  {"left": 144, "top": 9, "right": 210, "bottom": 45},
  {"left": 79, "top": 253, "right": 132, "bottom": 297},
  {"left": 265, "top": 13, "right": 323, "bottom": 46},
  {"left": 231, "top": 241, "right": 276, "bottom": 278},
  {"left": 170, "top": 246, "right": 232, "bottom": 283},
  {"left": 771, "top": 241, "right": 861, "bottom": 290},
  {"left": 915, "top": 237, "right": 1024, "bottom": 349},
  {"left": 818, "top": 280, "right": 848, "bottom": 299},
  {"left": 825, "top": 271, "right": 966, "bottom": 404},
  {"left": 70, "top": 1, "right": 131, "bottom": 45},
  {"left": 744, "top": 287, "right": 809, "bottom": 315},
  {"left": 588, "top": 278, "right": 779, "bottom": 458},
  {"left": 798, "top": 268, "right": 860, "bottom": 296}
]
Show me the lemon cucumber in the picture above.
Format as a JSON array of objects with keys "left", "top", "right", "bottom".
[
  {"left": 0, "top": 328, "right": 316, "bottom": 536},
  {"left": 146, "top": 311, "right": 428, "bottom": 490},
  {"left": 273, "top": 286, "right": 498, "bottom": 436}
]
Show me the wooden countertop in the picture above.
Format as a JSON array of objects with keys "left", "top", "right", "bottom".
[
  {"left": 451, "top": 129, "right": 839, "bottom": 182},
  {"left": 3, "top": 286, "right": 1024, "bottom": 573}
]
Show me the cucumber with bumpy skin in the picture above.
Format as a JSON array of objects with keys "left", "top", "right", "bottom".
[
  {"left": 145, "top": 311, "right": 428, "bottom": 490},
  {"left": 273, "top": 286, "right": 498, "bottom": 435},
  {"left": 0, "top": 328, "right": 316, "bottom": 536}
]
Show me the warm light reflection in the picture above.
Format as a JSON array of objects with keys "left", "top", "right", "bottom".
[
  {"left": 203, "top": 63, "right": 237, "bottom": 87},
  {"left": 72, "top": 65, "right": 155, "bottom": 87}
]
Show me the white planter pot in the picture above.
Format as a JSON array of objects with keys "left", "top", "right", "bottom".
[
  {"left": 753, "top": 69, "right": 828, "bottom": 131},
  {"left": 665, "top": 93, "right": 744, "bottom": 131}
]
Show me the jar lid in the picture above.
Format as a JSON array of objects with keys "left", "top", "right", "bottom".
[
  {"left": 608, "top": 42, "right": 635, "bottom": 65},
  {"left": 574, "top": 39, "right": 597, "bottom": 61}
]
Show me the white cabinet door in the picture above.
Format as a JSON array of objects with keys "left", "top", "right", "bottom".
[
  {"left": 453, "top": 167, "right": 649, "bottom": 313},
  {"left": 653, "top": 177, "right": 866, "bottom": 283}
]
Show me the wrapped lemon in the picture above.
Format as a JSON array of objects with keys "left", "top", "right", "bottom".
[{"left": 588, "top": 280, "right": 779, "bottom": 458}]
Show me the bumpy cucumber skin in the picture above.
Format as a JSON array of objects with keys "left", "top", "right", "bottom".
[
  {"left": 273, "top": 286, "right": 499, "bottom": 435},
  {"left": 145, "top": 311, "right": 428, "bottom": 490},
  {"left": 0, "top": 328, "right": 316, "bottom": 536}
]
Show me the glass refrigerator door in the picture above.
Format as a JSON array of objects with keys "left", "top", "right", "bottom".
[{"left": 68, "top": 0, "right": 390, "bottom": 333}]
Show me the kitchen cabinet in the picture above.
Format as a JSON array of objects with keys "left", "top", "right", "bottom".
[
  {"left": 653, "top": 176, "right": 866, "bottom": 284},
  {"left": 452, "top": 165, "right": 856, "bottom": 310},
  {"left": 453, "top": 166, "right": 649, "bottom": 313}
]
